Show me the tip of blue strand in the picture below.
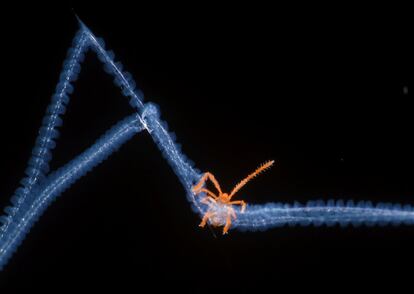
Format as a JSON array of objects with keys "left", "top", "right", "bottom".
[{"left": 74, "top": 13, "right": 88, "bottom": 30}]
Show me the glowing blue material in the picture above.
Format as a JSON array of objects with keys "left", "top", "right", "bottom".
[
  {"left": 0, "top": 19, "right": 413, "bottom": 270},
  {"left": 234, "top": 201, "right": 414, "bottom": 231},
  {"left": 0, "top": 21, "right": 202, "bottom": 270},
  {"left": 0, "top": 116, "right": 144, "bottom": 269},
  {"left": 141, "top": 103, "right": 204, "bottom": 213}
]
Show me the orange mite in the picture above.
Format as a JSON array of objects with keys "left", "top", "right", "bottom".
[{"left": 192, "top": 160, "right": 274, "bottom": 234}]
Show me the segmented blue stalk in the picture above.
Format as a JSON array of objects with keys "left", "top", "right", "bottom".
[
  {"left": 1, "top": 18, "right": 413, "bottom": 271},
  {"left": 0, "top": 115, "right": 144, "bottom": 269},
  {"left": 0, "top": 29, "right": 90, "bottom": 262},
  {"left": 0, "top": 20, "right": 200, "bottom": 269},
  {"left": 234, "top": 201, "right": 414, "bottom": 230}
]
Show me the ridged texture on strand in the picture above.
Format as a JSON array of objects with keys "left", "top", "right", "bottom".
[
  {"left": 80, "top": 22, "right": 145, "bottom": 110},
  {"left": 1, "top": 19, "right": 413, "bottom": 271},
  {"left": 0, "top": 29, "right": 91, "bottom": 264},
  {"left": 141, "top": 103, "right": 204, "bottom": 213},
  {"left": 0, "top": 115, "right": 144, "bottom": 270},
  {"left": 234, "top": 200, "right": 414, "bottom": 231},
  {"left": 0, "top": 21, "right": 201, "bottom": 270}
]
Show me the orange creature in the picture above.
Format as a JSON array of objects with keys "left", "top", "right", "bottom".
[{"left": 192, "top": 160, "right": 274, "bottom": 234}]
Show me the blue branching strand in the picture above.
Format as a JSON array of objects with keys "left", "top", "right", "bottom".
[
  {"left": 0, "top": 19, "right": 204, "bottom": 270},
  {"left": 0, "top": 19, "right": 413, "bottom": 270},
  {"left": 0, "top": 115, "right": 144, "bottom": 269}
]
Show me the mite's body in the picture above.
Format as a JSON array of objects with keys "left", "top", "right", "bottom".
[{"left": 192, "top": 160, "right": 274, "bottom": 234}]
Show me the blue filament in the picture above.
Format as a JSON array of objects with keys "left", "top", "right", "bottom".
[
  {"left": 0, "top": 19, "right": 413, "bottom": 271},
  {"left": 0, "top": 115, "right": 144, "bottom": 269},
  {"left": 234, "top": 201, "right": 414, "bottom": 231}
]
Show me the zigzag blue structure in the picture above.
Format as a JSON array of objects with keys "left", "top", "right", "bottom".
[{"left": 0, "top": 19, "right": 413, "bottom": 270}]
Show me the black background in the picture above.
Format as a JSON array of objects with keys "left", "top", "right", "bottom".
[{"left": 0, "top": 5, "right": 412, "bottom": 292}]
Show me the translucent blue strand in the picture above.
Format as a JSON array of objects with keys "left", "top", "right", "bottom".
[
  {"left": 234, "top": 201, "right": 414, "bottom": 231},
  {"left": 0, "top": 19, "right": 413, "bottom": 271},
  {"left": 0, "top": 115, "right": 144, "bottom": 269},
  {"left": 141, "top": 103, "right": 204, "bottom": 213},
  {"left": 28, "top": 29, "right": 89, "bottom": 185},
  {"left": 0, "top": 20, "right": 200, "bottom": 270},
  {"left": 78, "top": 20, "right": 145, "bottom": 111},
  {"left": 10, "top": 30, "right": 90, "bottom": 224}
]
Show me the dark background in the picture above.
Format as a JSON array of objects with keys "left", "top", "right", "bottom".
[{"left": 0, "top": 5, "right": 412, "bottom": 292}]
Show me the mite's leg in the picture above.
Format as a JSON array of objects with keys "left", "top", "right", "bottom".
[
  {"left": 229, "top": 200, "right": 246, "bottom": 212},
  {"left": 201, "top": 197, "right": 217, "bottom": 205},
  {"left": 192, "top": 172, "right": 223, "bottom": 195},
  {"left": 222, "top": 215, "right": 232, "bottom": 234},
  {"left": 229, "top": 207, "right": 237, "bottom": 220},
  {"left": 199, "top": 212, "right": 214, "bottom": 228},
  {"left": 197, "top": 188, "right": 218, "bottom": 199}
]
